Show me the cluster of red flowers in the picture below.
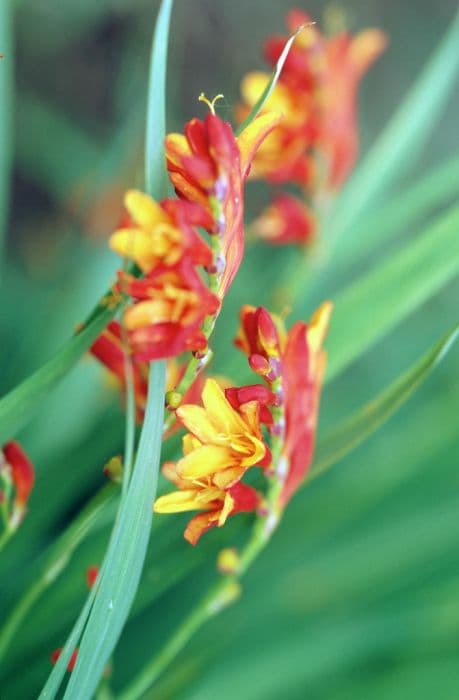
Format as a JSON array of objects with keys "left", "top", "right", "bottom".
[
  {"left": 238, "top": 9, "right": 386, "bottom": 244},
  {"left": 235, "top": 301, "right": 332, "bottom": 505},
  {"left": 106, "top": 112, "right": 279, "bottom": 363},
  {"left": 154, "top": 301, "right": 332, "bottom": 544}
]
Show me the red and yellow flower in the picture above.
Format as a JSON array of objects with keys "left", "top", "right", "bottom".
[
  {"left": 154, "top": 378, "right": 272, "bottom": 544},
  {"left": 251, "top": 193, "right": 315, "bottom": 245},
  {"left": 90, "top": 320, "right": 207, "bottom": 423},
  {"left": 118, "top": 260, "right": 219, "bottom": 361},
  {"left": 235, "top": 301, "right": 332, "bottom": 504},
  {"left": 1, "top": 441, "right": 35, "bottom": 525},
  {"left": 166, "top": 111, "right": 281, "bottom": 296}
]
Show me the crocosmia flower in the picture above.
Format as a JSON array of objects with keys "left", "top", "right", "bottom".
[
  {"left": 1, "top": 441, "right": 35, "bottom": 519},
  {"left": 166, "top": 111, "right": 281, "bottom": 296},
  {"left": 251, "top": 193, "right": 315, "bottom": 245},
  {"left": 235, "top": 301, "right": 333, "bottom": 505},
  {"left": 238, "top": 9, "right": 386, "bottom": 245},
  {"left": 119, "top": 260, "right": 220, "bottom": 361},
  {"left": 110, "top": 190, "right": 213, "bottom": 273},
  {"left": 154, "top": 378, "right": 272, "bottom": 544}
]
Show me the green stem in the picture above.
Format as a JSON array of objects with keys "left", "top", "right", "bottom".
[
  {"left": 120, "top": 372, "right": 288, "bottom": 700},
  {"left": 0, "top": 483, "right": 117, "bottom": 664}
]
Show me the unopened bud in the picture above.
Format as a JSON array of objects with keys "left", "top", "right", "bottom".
[
  {"left": 103, "top": 455, "right": 123, "bottom": 484},
  {"left": 217, "top": 547, "right": 240, "bottom": 575},
  {"left": 165, "top": 390, "right": 182, "bottom": 410}
]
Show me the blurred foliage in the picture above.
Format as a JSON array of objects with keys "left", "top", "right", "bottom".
[{"left": 1, "top": 1, "right": 459, "bottom": 698}]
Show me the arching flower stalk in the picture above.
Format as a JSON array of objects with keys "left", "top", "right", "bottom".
[
  {"left": 238, "top": 9, "right": 387, "bottom": 245},
  {"left": 154, "top": 302, "right": 332, "bottom": 547},
  {"left": 90, "top": 104, "right": 280, "bottom": 435}
]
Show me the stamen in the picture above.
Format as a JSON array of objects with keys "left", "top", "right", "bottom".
[{"left": 198, "top": 92, "right": 224, "bottom": 115}]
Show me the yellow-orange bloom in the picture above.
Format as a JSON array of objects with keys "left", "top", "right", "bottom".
[
  {"left": 109, "top": 190, "right": 213, "bottom": 273},
  {"left": 154, "top": 378, "right": 271, "bottom": 544}
]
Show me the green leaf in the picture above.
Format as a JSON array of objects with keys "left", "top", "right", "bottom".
[
  {"left": 0, "top": 485, "right": 116, "bottom": 665},
  {"left": 63, "top": 361, "right": 166, "bottom": 698},
  {"left": 235, "top": 22, "right": 307, "bottom": 136},
  {"left": 312, "top": 323, "right": 459, "bottom": 480},
  {"left": 0, "top": 0, "right": 13, "bottom": 264},
  {"left": 340, "top": 154, "right": 459, "bottom": 269},
  {"left": 329, "top": 8, "right": 459, "bottom": 246},
  {"left": 323, "top": 201, "right": 459, "bottom": 383},
  {"left": 0, "top": 307, "right": 115, "bottom": 444}
]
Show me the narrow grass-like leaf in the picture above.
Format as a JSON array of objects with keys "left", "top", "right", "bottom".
[
  {"left": 0, "top": 306, "right": 115, "bottom": 444},
  {"left": 0, "top": 485, "right": 116, "bottom": 664},
  {"left": 235, "top": 22, "right": 308, "bottom": 136},
  {"left": 63, "top": 361, "right": 166, "bottom": 698},
  {"left": 339, "top": 154, "right": 459, "bottom": 268},
  {"left": 322, "top": 201, "right": 459, "bottom": 383},
  {"left": 329, "top": 8, "right": 459, "bottom": 246},
  {"left": 0, "top": 0, "right": 13, "bottom": 266},
  {"left": 312, "top": 323, "right": 459, "bottom": 480}
]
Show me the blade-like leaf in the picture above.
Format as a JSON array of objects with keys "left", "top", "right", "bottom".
[
  {"left": 0, "top": 307, "right": 115, "bottom": 444},
  {"left": 312, "top": 323, "right": 459, "bottom": 480},
  {"left": 322, "top": 201, "right": 459, "bottom": 383},
  {"left": 340, "top": 154, "right": 459, "bottom": 268},
  {"left": 329, "top": 8, "right": 459, "bottom": 246},
  {"left": 235, "top": 22, "right": 308, "bottom": 135},
  {"left": 0, "top": 0, "right": 13, "bottom": 265},
  {"left": 63, "top": 361, "right": 166, "bottom": 698}
]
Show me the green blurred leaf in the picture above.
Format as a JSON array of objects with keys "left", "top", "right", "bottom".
[
  {"left": 340, "top": 154, "right": 459, "bottom": 269},
  {"left": 0, "top": 0, "right": 13, "bottom": 265},
  {"left": 329, "top": 8, "right": 459, "bottom": 246},
  {"left": 312, "top": 322, "right": 459, "bottom": 479},
  {"left": 63, "top": 361, "right": 166, "bottom": 698},
  {"left": 0, "top": 307, "right": 115, "bottom": 445},
  {"left": 323, "top": 202, "right": 459, "bottom": 382}
]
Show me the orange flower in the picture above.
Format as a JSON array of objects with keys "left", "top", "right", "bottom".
[
  {"left": 2, "top": 441, "right": 35, "bottom": 512},
  {"left": 241, "top": 9, "right": 386, "bottom": 191},
  {"left": 166, "top": 112, "right": 281, "bottom": 296},
  {"left": 251, "top": 193, "right": 315, "bottom": 245},
  {"left": 118, "top": 259, "right": 220, "bottom": 362},
  {"left": 235, "top": 301, "right": 332, "bottom": 504},
  {"left": 154, "top": 379, "right": 272, "bottom": 544},
  {"left": 109, "top": 190, "right": 213, "bottom": 273}
]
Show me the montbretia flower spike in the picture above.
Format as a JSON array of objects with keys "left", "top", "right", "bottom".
[
  {"left": 154, "top": 378, "right": 273, "bottom": 544},
  {"left": 238, "top": 8, "right": 386, "bottom": 244},
  {"left": 166, "top": 110, "right": 281, "bottom": 296},
  {"left": 235, "top": 301, "right": 333, "bottom": 504}
]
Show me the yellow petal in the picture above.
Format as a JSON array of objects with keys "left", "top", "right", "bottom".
[
  {"left": 124, "top": 299, "right": 172, "bottom": 330},
  {"left": 237, "top": 111, "right": 283, "bottom": 179},
  {"left": 177, "top": 404, "right": 226, "bottom": 446},
  {"left": 201, "top": 379, "right": 248, "bottom": 436},
  {"left": 218, "top": 491, "right": 235, "bottom": 526},
  {"left": 307, "top": 301, "right": 333, "bottom": 355},
  {"left": 177, "top": 444, "right": 235, "bottom": 479},
  {"left": 182, "top": 433, "right": 202, "bottom": 456},
  {"left": 350, "top": 29, "right": 387, "bottom": 76},
  {"left": 124, "top": 189, "right": 169, "bottom": 228},
  {"left": 109, "top": 228, "right": 157, "bottom": 272},
  {"left": 165, "top": 133, "right": 192, "bottom": 167},
  {"left": 154, "top": 489, "right": 202, "bottom": 513},
  {"left": 213, "top": 466, "right": 246, "bottom": 490}
]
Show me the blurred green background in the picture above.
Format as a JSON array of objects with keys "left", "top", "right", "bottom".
[{"left": 1, "top": 1, "right": 459, "bottom": 698}]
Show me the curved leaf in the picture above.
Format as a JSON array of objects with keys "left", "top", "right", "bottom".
[
  {"left": 0, "top": 307, "right": 115, "bottom": 444},
  {"left": 312, "top": 323, "right": 459, "bottom": 479},
  {"left": 323, "top": 202, "right": 459, "bottom": 383},
  {"left": 64, "top": 362, "right": 166, "bottom": 698}
]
